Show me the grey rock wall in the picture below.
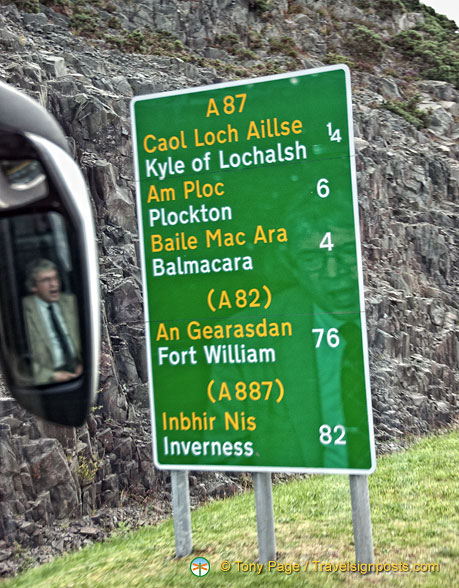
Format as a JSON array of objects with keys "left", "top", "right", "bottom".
[{"left": 0, "top": 0, "right": 457, "bottom": 562}]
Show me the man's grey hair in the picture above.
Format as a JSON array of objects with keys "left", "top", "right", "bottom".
[{"left": 25, "top": 258, "right": 58, "bottom": 293}]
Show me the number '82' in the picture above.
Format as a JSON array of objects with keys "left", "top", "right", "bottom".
[{"left": 319, "top": 424, "right": 346, "bottom": 445}]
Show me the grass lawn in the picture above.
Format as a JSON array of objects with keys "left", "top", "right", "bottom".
[{"left": 2, "top": 430, "right": 458, "bottom": 587}]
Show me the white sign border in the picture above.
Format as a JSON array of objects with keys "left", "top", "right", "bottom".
[{"left": 130, "top": 64, "right": 377, "bottom": 475}]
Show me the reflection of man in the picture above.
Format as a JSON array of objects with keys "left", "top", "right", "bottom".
[
  {"left": 209, "top": 202, "right": 371, "bottom": 470},
  {"left": 283, "top": 212, "right": 368, "bottom": 469},
  {"left": 23, "top": 258, "right": 81, "bottom": 384}
]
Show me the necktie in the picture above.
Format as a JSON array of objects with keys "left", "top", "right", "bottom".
[
  {"left": 340, "top": 322, "right": 366, "bottom": 464},
  {"left": 48, "top": 304, "right": 76, "bottom": 371}
]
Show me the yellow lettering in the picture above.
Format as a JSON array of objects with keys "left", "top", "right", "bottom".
[
  {"left": 184, "top": 180, "right": 225, "bottom": 199},
  {"left": 183, "top": 181, "right": 195, "bottom": 199},
  {"left": 156, "top": 323, "right": 180, "bottom": 341},
  {"left": 142, "top": 131, "right": 187, "bottom": 152},
  {"left": 224, "top": 411, "right": 256, "bottom": 431},
  {"left": 277, "top": 227, "right": 288, "bottom": 242},
  {"left": 291, "top": 119, "right": 303, "bottom": 134},
  {"left": 218, "top": 291, "right": 232, "bottom": 309},
  {"left": 206, "top": 98, "right": 220, "bottom": 117},
  {"left": 151, "top": 234, "right": 163, "bottom": 252},
  {"left": 253, "top": 225, "right": 288, "bottom": 244},
  {"left": 147, "top": 185, "right": 175, "bottom": 202},
  {"left": 218, "top": 383, "right": 232, "bottom": 401},
  {"left": 147, "top": 184, "right": 159, "bottom": 202},
  {"left": 246, "top": 120, "right": 260, "bottom": 140},
  {"left": 205, "top": 229, "right": 246, "bottom": 248},
  {"left": 157, "top": 137, "right": 168, "bottom": 151},
  {"left": 187, "top": 321, "right": 200, "bottom": 340},
  {"left": 206, "top": 229, "right": 221, "bottom": 247},
  {"left": 143, "top": 134, "right": 156, "bottom": 153},
  {"left": 253, "top": 225, "right": 267, "bottom": 243}
]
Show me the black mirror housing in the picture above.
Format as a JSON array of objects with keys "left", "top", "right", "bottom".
[{"left": 0, "top": 82, "right": 100, "bottom": 426}]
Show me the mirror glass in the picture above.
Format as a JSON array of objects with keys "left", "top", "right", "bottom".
[
  {"left": 0, "top": 158, "right": 48, "bottom": 206},
  {"left": 0, "top": 209, "right": 83, "bottom": 387},
  {"left": 0, "top": 159, "right": 47, "bottom": 191}
]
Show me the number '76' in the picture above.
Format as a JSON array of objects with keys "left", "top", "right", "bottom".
[{"left": 312, "top": 328, "right": 340, "bottom": 348}]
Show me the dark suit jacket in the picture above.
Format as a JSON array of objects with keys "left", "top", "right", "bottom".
[
  {"left": 208, "top": 286, "right": 372, "bottom": 470},
  {"left": 209, "top": 287, "right": 324, "bottom": 469},
  {"left": 23, "top": 293, "right": 81, "bottom": 385}
]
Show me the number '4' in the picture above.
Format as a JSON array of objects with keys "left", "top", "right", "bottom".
[
  {"left": 326, "top": 122, "right": 342, "bottom": 143},
  {"left": 319, "top": 232, "right": 334, "bottom": 251}
]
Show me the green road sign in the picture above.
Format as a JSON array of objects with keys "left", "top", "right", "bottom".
[{"left": 131, "top": 65, "right": 376, "bottom": 473}]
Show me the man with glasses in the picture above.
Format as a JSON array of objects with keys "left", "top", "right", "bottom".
[
  {"left": 283, "top": 206, "right": 368, "bottom": 466},
  {"left": 211, "top": 197, "right": 370, "bottom": 470},
  {"left": 23, "top": 258, "right": 81, "bottom": 384}
]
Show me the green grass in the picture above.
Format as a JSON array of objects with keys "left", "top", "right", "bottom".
[{"left": 2, "top": 431, "right": 458, "bottom": 587}]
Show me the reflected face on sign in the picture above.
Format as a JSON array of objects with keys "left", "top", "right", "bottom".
[{"left": 287, "top": 220, "right": 359, "bottom": 314}]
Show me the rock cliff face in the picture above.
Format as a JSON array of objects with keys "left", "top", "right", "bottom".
[{"left": 0, "top": 0, "right": 457, "bottom": 572}]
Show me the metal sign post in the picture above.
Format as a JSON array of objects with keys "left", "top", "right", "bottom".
[
  {"left": 350, "top": 475, "right": 374, "bottom": 563},
  {"left": 254, "top": 472, "right": 276, "bottom": 563},
  {"left": 171, "top": 470, "right": 192, "bottom": 557},
  {"left": 131, "top": 65, "right": 376, "bottom": 560}
]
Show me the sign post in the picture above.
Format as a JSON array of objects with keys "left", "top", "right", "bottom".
[
  {"left": 131, "top": 65, "right": 376, "bottom": 558},
  {"left": 253, "top": 472, "right": 276, "bottom": 563},
  {"left": 171, "top": 470, "right": 192, "bottom": 557},
  {"left": 350, "top": 475, "right": 374, "bottom": 563}
]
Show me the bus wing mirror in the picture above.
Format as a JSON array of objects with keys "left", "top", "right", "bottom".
[{"left": 0, "top": 82, "right": 100, "bottom": 426}]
